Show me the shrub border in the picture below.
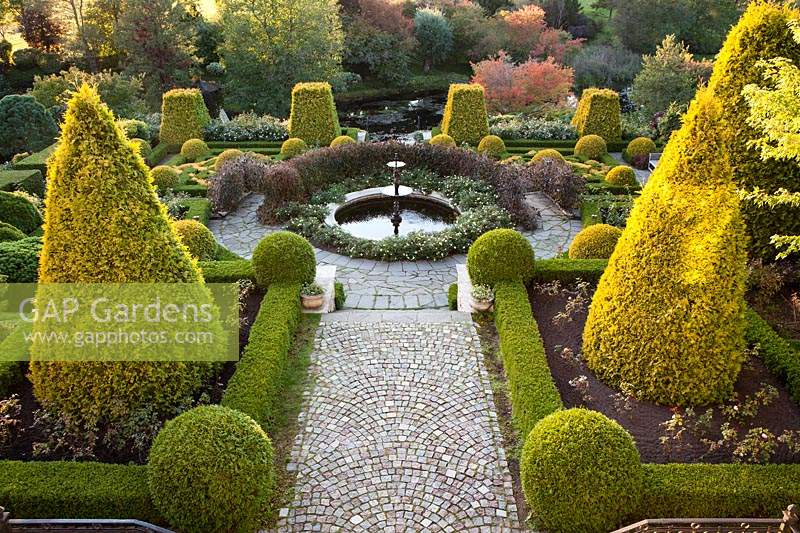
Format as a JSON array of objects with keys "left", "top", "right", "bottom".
[{"left": 514, "top": 257, "right": 800, "bottom": 527}]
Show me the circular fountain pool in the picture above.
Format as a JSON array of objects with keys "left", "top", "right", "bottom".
[{"left": 331, "top": 190, "right": 459, "bottom": 240}]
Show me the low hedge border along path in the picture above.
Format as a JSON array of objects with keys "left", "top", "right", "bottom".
[
  {"left": 275, "top": 310, "right": 521, "bottom": 531},
  {"left": 209, "top": 193, "right": 582, "bottom": 311}
]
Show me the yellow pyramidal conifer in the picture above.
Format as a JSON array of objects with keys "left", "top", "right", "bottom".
[{"left": 582, "top": 89, "right": 748, "bottom": 406}]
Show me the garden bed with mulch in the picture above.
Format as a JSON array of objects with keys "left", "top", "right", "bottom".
[
  {"left": 0, "top": 286, "right": 266, "bottom": 465},
  {"left": 528, "top": 280, "right": 800, "bottom": 464}
]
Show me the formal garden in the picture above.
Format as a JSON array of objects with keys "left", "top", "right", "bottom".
[{"left": 1, "top": 0, "right": 800, "bottom": 532}]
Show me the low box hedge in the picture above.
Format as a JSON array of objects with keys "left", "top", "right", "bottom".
[
  {"left": 745, "top": 308, "right": 800, "bottom": 404},
  {"left": 0, "top": 461, "right": 161, "bottom": 522},
  {"left": 198, "top": 260, "right": 255, "bottom": 283},
  {"left": 178, "top": 197, "right": 211, "bottom": 225},
  {"left": 145, "top": 142, "right": 172, "bottom": 167},
  {"left": 0, "top": 169, "right": 45, "bottom": 197},
  {"left": 532, "top": 258, "right": 608, "bottom": 284},
  {"left": 11, "top": 144, "right": 57, "bottom": 176},
  {"left": 221, "top": 282, "right": 301, "bottom": 430},
  {"left": 639, "top": 463, "right": 800, "bottom": 520},
  {"left": 494, "top": 279, "right": 563, "bottom": 439}
]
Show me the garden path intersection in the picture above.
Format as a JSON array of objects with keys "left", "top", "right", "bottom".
[
  {"left": 271, "top": 311, "right": 522, "bottom": 532},
  {"left": 210, "top": 192, "right": 581, "bottom": 310}
]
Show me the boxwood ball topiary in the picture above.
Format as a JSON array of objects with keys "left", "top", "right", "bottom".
[
  {"left": 148, "top": 405, "right": 275, "bottom": 533},
  {"left": 530, "top": 148, "right": 565, "bottom": 164},
  {"left": 0, "top": 221, "right": 25, "bottom": 242},
  {"left": 0, "top": 236, "right": 41, "bottom": 282},
  {"left": 626, "top": 137, "right": 656, "bottom": 159},
  {"left": 330, "top": 135, "right": 356, "bottom": 148},
  {"left": 521, "top": 409, "right": 643, "bottom": 533},
  {"left": 280, "top": 137, "right": 308, "bottom": 159},
  {"left": 172, "top": 219, "right": 217, "bottom": 260},
  {"left": 0, "top": 191, "right": 42, "bottom": 234},
  {"left": 467, "top": 228, "right": 535, "bottom": 286},
  {"left": 477, "top": 135, "right": 506, "bottom": 158},
  {"left": 0, "top": 94, "right": 59, "bottom": 162},
  {"left": 568, "top": 224, "right": 623, "bottom": 259},
  {"left": 252, "top": 231, "right": 315, "bottom": 287},
  {"left": 150, "top": 166, "right": 179, "bottom": 190},
  {"left": 605, "top": 165, "right": 637, "bottom": 187},
  {"left": 574, "top": 134, "right": 608, "bottom": 160},
  {"left": 180, "top": 139, "right": 209, "bottom": 163},
  {"left": 214, "top": 148, "right": 244, "bottom": 171},
  {"left": 429, "top": 133, "right": 455, "bottom": 147}
]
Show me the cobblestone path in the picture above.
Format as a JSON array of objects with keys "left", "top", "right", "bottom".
[
  {"left": 210, "top": 193, "right": 580, "bottom": 310},
  {"left": 275, "top": 311, "right": 521, "bottom": 532}
]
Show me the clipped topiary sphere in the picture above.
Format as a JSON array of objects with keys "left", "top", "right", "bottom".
[
  {"left": 429, "top": 133, "right": 456, "bottom": 147},
  {"left": 530, "top": 148, "right": 565, "bottom": 164},
  {"left": 172, "top": 219, "right": 217, "bottom": 260},
  {"left": 0, "top": 94, "right": 59, "bottom": 161},
  {"left": 521, "top": 409, "right": 643, "bottom": 533},
  {"left": 626, "top": 136, "right": 656, "bottom": 159},
  {"left": 467, "top": 228, "right": 535, "bottom": 286},
  {"left": 148, "top": 405, "right": 275, "bottom": 533},
  {"left": 180, "top": 138, "right": 209, "bottom": 163},
  {"left": 330, "top": 135, "right": 356, "bottom": 148},
  {"left": 252, "top": 231, "right": 315, "bottom": 287},
  {"left": 0, "top": 221, "right": 25, "bottom": 242},
  {"left": 214, "top": 148, "right": 244, "bottom": 171},
  {"left": 280, "top": 137, "right": 308, "bottom": 159},
  {"left": 477, "top": 135, "right": 506, "bottom": 158},
  {"left": 568, "top": 224, "right": 622, "bottom": 259},
  {"left": 605, "top": 165, "right": 637, "bottom": 187},
  {"left": 150, "top": 165, "right": 180, "bottom": 190},
  {"left": 574, "top": 134, "right": 608, "bottom": 160},
  {"left": 129, "top": 138, "right": 150, "bottom": 156},
  {"left": 0, "top": 191, "right": 42, "bottom": 234}
]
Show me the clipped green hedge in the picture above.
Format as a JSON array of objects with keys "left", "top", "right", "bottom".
[
  {"left": 221, "top": 282, "right": 301, "bottom": 429},
  {"left": 145, "top": 142, "right": 171, "bottom": 167},
  {"left": 288, "top": 82, "right": 341, "bottom": 147},
  {"left": 0, "top": 169, "right": 45, "bottom": 197},
  {"left": 448, "top": 283, "right": 458, "bottom": 310},
  {"left": 178, "top": 198, "right": 212, "bottom": 225},
  {"left": 159, "top": 89, "right": 211, "bottom": 147},
  {"left": 334, "top": 281, "right": 346, "bottom": 310},
  {"left": 440, "top": 83, "right": 490, "bottom": 146},
  {"left": 0, "top": 461, "right": 160, "bottom": 522},
  {"left": 639, "top": 463, "right": 800, "bottom": 520},
  {"left": 10, "top": 143, "right": 56, "bottom": 178},
  {"left": 531, "top": 258, "right": 608, "bottom": 283},
  {"left": 494, "top": 280, "right": 563, "bottom": 439},
  {"left": 198, "top": 260, "right": 255, "bottom": 283},
  {"left": 745, "top": 308, "right": 800, "bottom": 404}
]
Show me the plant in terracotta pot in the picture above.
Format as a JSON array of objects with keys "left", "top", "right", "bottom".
[
  {"left": 471, "top": 284, "right": 494, "bottom": 312},
  {"left": 301, "top": 282, "right": 325, "bottom": 309}
]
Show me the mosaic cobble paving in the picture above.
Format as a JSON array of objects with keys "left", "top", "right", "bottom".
[
  {"left": 273, "top": 312, "right": 521, "bottom": 532},
  {"left": 209, "top": 193, "right": 581, "bottom": 310}
]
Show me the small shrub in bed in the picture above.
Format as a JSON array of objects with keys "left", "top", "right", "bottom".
[
  {"left": 529, "top": 148, "right": 565, "bottom": 164},
  {"left": 626, "top": 137, "right": 656, "bottom": 161},
  {"left": 172, "top": 219, "right": 217, "bottom": 260},
  {"left": 148, "top": 405, "right": 274, "bottom": 533},
  {"left": 330, "top": 135, "right": 355, "bottom": 147},
  {"left": 0, "top": 191, "right": 42, "bottom": 234},
  {"left": 467, "top": 228, "right": 535, "bottom": 286},
  {"left": 605, "top": 165, "right": 637, "bottom": 187},
  {"left": 521, "top": 409, "right": 643, "bottom": 533},
  {"left": 252, "top": 231, "right": 316, "bottom": 287},
  {"left": 528, "top": 158, "right": 585, "bottom": 209},
  {"left": 209, "top": 153, "right": 270, "bottom": 213},
  {"left": 213, "top": 148, "right": 244, "bottom": 171},
  {"left": 574, "top": 134, "right": 607, "bottom": 160},
  {"left": 429, "top": 133, "right": 455, "bottom": 147},
  {"left": 180, "top": 139, "right": 209, "bottom": 163},
  {"left": 280, "top": 137, "right": 308, "bottom": 159},
  {"left": 151, "top": 166, "right": 179, "bottom": 190},
  {"left": 0, "top": 222, "right": 25, "bottom": 242},
  {"left": 0, "top": 236, "right": 41, "bottom": 281},
  {"left": 568, "top": 224, "right": 622, "bottom": 259},
  {"left": 477, "top": 135, "right": 505, "bottom": 158}
]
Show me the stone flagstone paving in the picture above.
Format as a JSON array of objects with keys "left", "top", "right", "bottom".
[
  {"left": 210, "top": 193, "right": 581, "bottom": 310},
  {"left": 273, "top": 311, "right": 521, "bottom": 532}
]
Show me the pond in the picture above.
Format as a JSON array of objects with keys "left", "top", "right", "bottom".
[
  {"left": 338, "top": 95, "right": 446, "bottom": 142},
  {"left": 334, "top": 193, "right": 458, "bottom": 240}
]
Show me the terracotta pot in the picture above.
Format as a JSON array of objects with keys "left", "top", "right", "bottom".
[
  {"left": 471, "top": 299, "right": 493, "bottom": 312},
  {"left": 301, "top": 294, "right": 324, "bottom": 309}
]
